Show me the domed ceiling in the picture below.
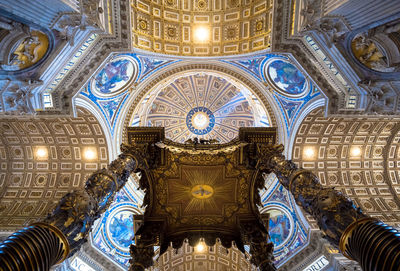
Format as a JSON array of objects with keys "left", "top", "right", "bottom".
[
  {"left": 131, "top": 0, "right": 272, "bottom": 56},
  {"left": 72, "top": 52, "right": 318, "bottom": 270},
  {"left": 131, "top": 73, "right": 271, "bottom": 143}
]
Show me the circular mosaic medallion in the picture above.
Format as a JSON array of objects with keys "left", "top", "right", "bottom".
[
  {"left": 186, "top": 107, "right": 215, "bottom": 135},
  {"left": 351, "top": 33, "right": 395, "bottom": 72},
  {"left": 1, "top": 30, "right": 50, "bottom": 71},
  {"left": 266, "top": 59, "right": 306, "bottom": 97},
  {"left": 106, "top": 209, "right": 135, "bottom": 251},
  {"left": 267, "top": 209, "right": 292, "bottom": 248},
  {"left": 92, "top": 56, "right": 138, "bottom": 97}
]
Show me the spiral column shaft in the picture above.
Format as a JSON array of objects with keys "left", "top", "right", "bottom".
[
  {"left": 257, "top": 144, "right": 400, "bottom": 271},
  {"left": 0, "top": 143, "right": 147, "bottom": 270},
  {"left": 0, "top": 223, "right": 69, "bottom": 271},
  {"left": 340, "top": 218, "right": 400, "bottom": 271}
]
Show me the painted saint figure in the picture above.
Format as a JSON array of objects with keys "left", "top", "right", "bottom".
[{"left": 95, "top": 59, "right": 131, "bottom": 93}]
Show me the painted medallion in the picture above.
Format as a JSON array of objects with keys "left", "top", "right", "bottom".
[
  {"left": 107, "top": 210, "right": 135, "bottom": 250},
  {"left": 267, "top": 59, "right": 306, "bottom": 96},
  {"left": 267, "top": 209, "right": 291, "bottom": 247},
  {"left": 93, "top": 57, "right": 136, "bottom": 96}
]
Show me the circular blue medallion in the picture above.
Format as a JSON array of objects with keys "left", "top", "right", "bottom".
[
  {"left": 92, "top": 56, "right": 138, "bottom": 97},
  {"left": 107, "top": 210, "right": 135, "bottom": 250},
  {"left": 186, "top": 107, "right": 215, "bottom": 135},
  {"left": 267, "top": 59, "right": 306, "bottom": 96},
  {"left": 267, "top": 209, "right": 292, "bottom": 247}
]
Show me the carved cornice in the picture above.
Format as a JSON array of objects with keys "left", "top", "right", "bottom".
[
  {"left": 278, "top": 231, "right": 323, "bottom": 271},
  {"left": 271, "top": 0, "right": 344, "bottom": 114},
  {"left": 155, "top": 139, "right": 247, "bottom": 155},
  {"left": 41, "top": 0, "right": 132, "bottom": 116}
]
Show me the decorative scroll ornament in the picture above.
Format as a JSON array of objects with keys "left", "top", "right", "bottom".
[{"left": 1, "top": 79, "right": 43, "bottom": 115}]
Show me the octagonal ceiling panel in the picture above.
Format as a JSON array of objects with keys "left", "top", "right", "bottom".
[{"left": 132, "top": 73, "right": 271, "bottom": 143}]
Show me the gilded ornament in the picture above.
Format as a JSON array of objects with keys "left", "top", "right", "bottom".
[
  {"left": 227, "top": 28, "right": 236, "bottom": 39},
  {"left": 191, "top": 184, "right": 214, "bottom": 199},
  {"left": 167, "top": 27, "right": 176, "bottom": 37},
  {"left": 130, "top": 0, "right": 272, "bottom": 56},
  {"left": 6, "top": 30, "right": 49, "bottom": 70},
  {"left": 138, "top": 20, "right": 148, "bottom": 31},
  {"left": 256, "top": 21, "right": 264, "bottom": 31},
  {"left": 197, "top": 0, "right": 207, "bottom": 10}
]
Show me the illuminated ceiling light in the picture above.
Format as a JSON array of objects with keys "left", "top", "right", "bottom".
[
  {"left": 194, "top": 26, "right": 210, "bottom": 42},
  {"left": 303, "top": 147, "right": 315, "bottom": 159},
  {"left": 35, "top": 147, "right": 48, "bottom": 158},
  {"left": 195, "top": 240, "right": 206, "bottom": 253},
  {"left": 192, "top": 112, "right": 209, "bottom": 129},
  {"left": 84, "top": 148, "right": 97, "bottom": 160},
  {"left": 350, "top": 146, "right": 362, "bottom": 157}
]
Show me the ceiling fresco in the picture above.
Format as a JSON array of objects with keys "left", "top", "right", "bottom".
[
  {"left": 3, "top": 2, "right": 400, "bottom": 271},
  {"left": 266, "top": 59, "right": 307, "bottom": 97},
  {"left": 77, "top": 53, "right": 321, "bottom": 140}
]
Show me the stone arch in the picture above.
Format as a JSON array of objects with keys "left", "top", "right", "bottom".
[{"left": 116, "top": 61, "right": 284, "bottom": 146}]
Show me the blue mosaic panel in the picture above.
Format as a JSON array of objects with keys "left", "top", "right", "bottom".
[
  {"left": 261, "top": 179, "right": 310, "bottom": 267},
  {"left": 107, "top": 210, "right": 135, "bottom": 249},
  {"left": 94, "top": 58, "right": 134, "bottom": 94},
  {"left": 272, "top": 82, "right": 321, "bottom": 137},
  {"left": 92, "top": 184, "right": 142, "bottom": 269},
  {"left": 268, "top": 209, "right": 291, "bottom": 247},
  {"left": 268, "top": 59, "right": 306, "bottom": 96}
]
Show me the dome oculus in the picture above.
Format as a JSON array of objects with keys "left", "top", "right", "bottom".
[{"left": 186, "top": 107, "right": 215, "bottom": 135}]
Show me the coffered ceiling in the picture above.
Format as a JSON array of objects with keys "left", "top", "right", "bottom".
[
  {"left": 292, "top": 107, "right": 400, "bottom": 229},
  {"left": 131, "top": 0, "right": 273, "bottom": 56},
  {"left": 0, "top": 107, "right": 109, "bottom": 230}
]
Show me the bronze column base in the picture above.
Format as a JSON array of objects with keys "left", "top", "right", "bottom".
[{"left": 0, "top": 223, "right": 69, "bottom": 271}]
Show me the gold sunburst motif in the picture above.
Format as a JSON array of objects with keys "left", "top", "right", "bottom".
[
  {"left": 168, "top": 166, "right": 236, "bottom": 216},
  {"left": 191, "top": 185, "right": 214, "bottom": 199}
]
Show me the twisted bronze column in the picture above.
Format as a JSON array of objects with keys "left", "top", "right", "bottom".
[
  {"left": 0, "top": 144, "right": 147, "bottom": 271},
  {"left": 0, "top": 223, "right": 69, "bottom": 271},
  {"left": 257, "top": 144, "right": 400, "bottom": 271},
  {"left": 240, "top": 220, "right": 276, "bottom": 271}
]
